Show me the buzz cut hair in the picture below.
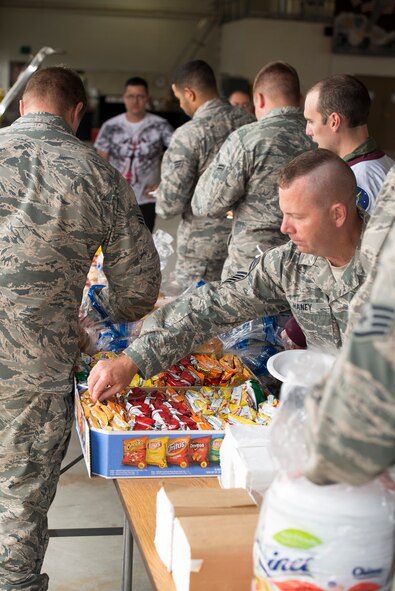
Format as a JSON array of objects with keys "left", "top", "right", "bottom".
[
  {"left": 172, "top": 60, "right": 217, "bottom": 94},
  {"left": 278, "top": 148, "right": 357, "bottom": 206},
  {"left": 308, "top": 74, "right": 371, "bottom": 128},
  {"left": 124, "top": 77, "right": 148, "bottom": 93},
  {"left": 253, "top": 61, "right": 300, "bottom": 103},
  {"left": 23, "top": 66, "right": 88, "bottom": 116}
]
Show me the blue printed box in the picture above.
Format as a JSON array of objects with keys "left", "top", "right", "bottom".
[{"left": 74, "top": 388, "right": 223, "bottom": 479}]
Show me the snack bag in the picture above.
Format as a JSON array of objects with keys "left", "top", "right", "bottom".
[
  {"left": 189, "top": 436, "right": 211, "bottom": 468},
  {"left": 209, "top": 437, "right": 223, "bottom": 463},
  {"left": 166, "top": 437, "right": 191, "bottom": 468},
  {"left": 146, "top": 436, "right": 169, "bottom": 469},
  {"left": 122, "top": 437, "right": 148, "bottom": 468}
]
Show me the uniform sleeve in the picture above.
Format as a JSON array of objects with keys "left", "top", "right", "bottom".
[
  {"left": 162, "top": 120, "right": 174, "bottom": 148},
  {"left": 123, "top": 248, "right": 291, "bottom": 377},
  {"left": 192, "top": 132, "right": 248, "bottom": 217},
  {"left": 305, "top": 223, "right": 395, "bottom": 486},
  {"left": 95, "top": 174, "right": 161, "bottom": 321},
  {"left": 155, "top": 126, "right": 199, "bottom": 218},
  {"left": 93, "top": 122, "right": 111, "bottom": 154}
]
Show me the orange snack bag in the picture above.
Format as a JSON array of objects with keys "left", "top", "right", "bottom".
[
  {"left": 122, "top": 437, "right": 148, "bottom": 469},
  {"left": 189, "top": 436, "right": 211, "bottom": 468},
  {"left": 166, "top": 436, "right": 191, "bottom": 468},
  {"left": 146, "top": 436, "right": 169, "bottom": 468}
]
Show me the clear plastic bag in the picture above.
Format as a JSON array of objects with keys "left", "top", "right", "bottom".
[
  {"left": 152, "top": 229, "right": 174, "bottom": 272},
  {"left": 218, "top": 316, "right": 284, "bottom": 378},
  {"left": 269, "top": 350, "right": 337, "bottom": 476},
  {"left": 79, "top": 284, "right": 142, "bottom": 353}
]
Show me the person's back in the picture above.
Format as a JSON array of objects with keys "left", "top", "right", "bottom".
[
  {"left": 304, "top": 74, "right": 394, "bottom": 214},
  {"left": 192, "top": 61, "right": 314, "bottom": 280},
  {"left": 0, "top": 66, "right": 160, "bottom": 590},
  {"left": 155, "top": 59, "right": 253, "bottom": 286},
  {"left": 0, "top": 82, "right": 158, "bottom": 395}
]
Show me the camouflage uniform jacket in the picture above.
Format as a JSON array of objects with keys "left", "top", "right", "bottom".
[
  {"left": 0, "top": 113, "right": 161, "bottom": 398},
  {"left": 346, "top": 165, "right": 395, "bottom": 333},
  {"left": 305, "top": 217, "right": 395, "bottom": 486},
  {"left": 155, "top": 98, "right": 253, "bottom": 282},
  {"left": 191, "top": 107, "right": 314, "bottom": 279},
  {"left": 124, "top": 238, "right": 366, "bottom": 378}
]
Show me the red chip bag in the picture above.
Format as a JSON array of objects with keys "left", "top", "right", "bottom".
[
  {"left": 166, "top": 436, "right": 191, "bottom": 468},
  {"left": 122, "top": 437, "right": 148, "bottom": 469},
  {"left": 189, "top": 436, "right": 211, "bottom": 468}
]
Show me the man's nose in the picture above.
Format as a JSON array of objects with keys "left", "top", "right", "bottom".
[{"left": 280, "top": 218, "right": 288, "bottom": 235}]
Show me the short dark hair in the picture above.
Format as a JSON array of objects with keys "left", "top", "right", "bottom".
[
  {"left": 278, "top": 148, "right": 356, "bottom": 205},
  {"left": 23, "top": 66, "right": 88, "bottom": 116},
  {"left": 310, "top": 74, "right": 370, "bottom": 128},
  {"left": 172, "top": 60, "right": 217, "bottom": 94},
  {"left": 124, "top": 77, "right": 148, "bottom": 93},
  {"left": 253, "top": 61, "right": 300, "bottom": 103}
]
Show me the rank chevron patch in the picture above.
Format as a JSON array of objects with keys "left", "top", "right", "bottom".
[{"left": 354, "top": 304, "right": 395, "bottom": 339}]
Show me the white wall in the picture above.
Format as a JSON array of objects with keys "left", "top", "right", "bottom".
[
  {"left": 220, "top": 18, "right": 395, "bottom": 94},
  {"left": 1, "top": 10, "right": 394, "bottom": 100},
  {"left": 0, "top": 7, "right": 221, "bottom": 97}
]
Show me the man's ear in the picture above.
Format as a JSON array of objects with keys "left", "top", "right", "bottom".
[
  {"left": 185, "top": 87, "right": 196, "bottom": 103},
  {"left": 253, "top": 91, "right": 265, "bottom": 110},
  {"left": 328, "top": 111, "right": 342, "bottom": 132},
  {"left": 70, "top": 101, "right": 85, "bottom": 133},
  {"left": 331, "top": 202, "right": 347, "bottom": 227},
  {"left": 19, "top": 100, "right": 25, "bottom": 116}
]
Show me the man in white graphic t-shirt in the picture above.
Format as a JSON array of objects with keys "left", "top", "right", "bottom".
[{"left": 95, "top": 77, "right": 174, "bottom": 231}]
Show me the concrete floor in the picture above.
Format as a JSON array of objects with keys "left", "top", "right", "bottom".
[{"left": 43, "top": 215, "right": 179, "bottom": 590}]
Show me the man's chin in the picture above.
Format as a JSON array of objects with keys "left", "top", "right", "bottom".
[{"left": 293, "top": 242, "right": 308, "bottom": 253}]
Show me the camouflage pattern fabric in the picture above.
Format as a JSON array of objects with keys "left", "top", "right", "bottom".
[
  {"left": 0, "top": 113, "right": 160, "bottom": 590},
  {"left": 155, "top": 98, "right": 253, "bottom": 284},
  {"left": 191, "top": 107, "right": 314, "bottom": 279},
  {"left": 305, "top": 216, "right": 395, "bottom": 486},
  {"left": 124, "top": 237, "right": 366, "bottom": 379},
  {"left": 346, "top": 165, "right": 395, "bottom": 333}
]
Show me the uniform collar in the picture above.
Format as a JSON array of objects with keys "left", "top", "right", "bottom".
[
  {"left": 193, "top": 97, "right": 224, "bottom": 118},
  {"left": 343, "top": 136, "right": 378, "bottom": 162},
  {"left": 11, "top": 112, "right": 74, "bottom": 135},
  {"left": 260, "top": 106, "right": 303, "bottom": 121}
]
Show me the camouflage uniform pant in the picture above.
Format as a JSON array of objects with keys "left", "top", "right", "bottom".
[
  {"left": 0, "top": 388, "right": 74, "bottom": 591},
  {"left": 174, "top": 217, "right": 230, "bottom": 285}
]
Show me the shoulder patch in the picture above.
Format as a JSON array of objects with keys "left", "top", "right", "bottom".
[
  {"left": 222, "top": 255, "right": 261, "bottom": 285},
  {"left": 354, "top": 303, "right": 395, "bottom": 339},
  {"left": 356, "top": 186, "right": 370, "bottom": 212}
]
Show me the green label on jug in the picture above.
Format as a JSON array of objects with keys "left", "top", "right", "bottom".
[{"left": 273, "top": 529, "right": 322, "bottom": 549}]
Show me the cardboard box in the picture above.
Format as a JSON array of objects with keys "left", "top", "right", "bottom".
[
  {"left": 155, "top": 484, "right": 258, "bottom": 571},
  {"left": 172, "top": 513, "right": 258, "bottom": 591},
  {"left": 75, "top": 388, "right": 224, "bottom": 478}
]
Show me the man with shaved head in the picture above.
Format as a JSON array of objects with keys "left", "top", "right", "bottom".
[
  {"left": 192, "top": 61, "right": 313, "bottom": 280},
  {"left": 88, "top": 149, "right": 367, "bottom": 403}
]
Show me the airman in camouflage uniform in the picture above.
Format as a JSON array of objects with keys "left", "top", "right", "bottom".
[
  {"left": 305, "top": 165, "right": 395, "bottom": 487},
  {"left": 305, "top": 216, "right": 395, "bottom": 486},
  {"left": 155, "top": 60, "right": 253, "bottom": 285},
  {"left": 347, "top": 165, "right": 395, "bottom": 331},
  {"left": 88, "top": 150, "right": 366, "bottom": 403},
  {"left": 0, "top": 67, "right": 160, "bottom": 590},
  {"left": 192, "top": 62, "right": 314, "bottom": 280}
]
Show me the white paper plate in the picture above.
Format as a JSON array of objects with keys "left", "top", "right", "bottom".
[{"left": 266, "top": 349, "right": 335, "bottom": 382}]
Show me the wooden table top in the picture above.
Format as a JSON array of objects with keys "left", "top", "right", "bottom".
[{"left": 115, "top": 477, "right": 220, "bottom": 591}]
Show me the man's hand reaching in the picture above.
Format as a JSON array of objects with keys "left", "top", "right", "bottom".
[{"left": 87, "top": 353, "right": 139, "bottom": 402}]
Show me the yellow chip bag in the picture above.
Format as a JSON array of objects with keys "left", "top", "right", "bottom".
[{"left": 146, "top": 436, "right": 169, "bottom": 468}]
